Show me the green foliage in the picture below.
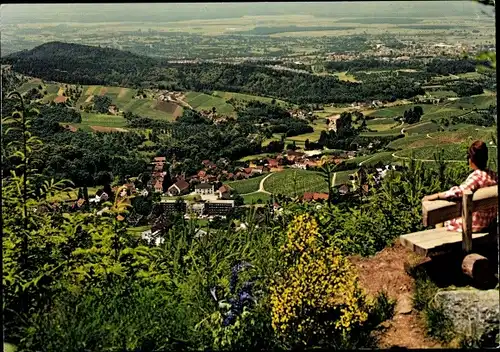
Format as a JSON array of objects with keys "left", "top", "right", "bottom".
[
  {"left": 6, "top": 42, "right": 425, "bottom": 104},
  {"left": 2, "top": 89, "right": 487, "bottom": 350},
  {"left": 424, "top": 302, "right": 454, "bottom": 343},
  {"left": 407, "top": 264, "right": 453, "bottom": 344},
  {"left": 279, "top": 155, "right": 470, "bottom": 257},
  {"left": 20, "top": 282, "right": 196, "bottom": 351},
  {"left": 93, "top": 95, "right": 112, "bottom": 113}
]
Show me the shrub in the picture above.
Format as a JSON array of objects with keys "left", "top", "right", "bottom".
[
  {"left": 20, "top": 282, "right": 196, "bottom": 351},
  {"left": 270, "top": 214, "right": 376, "bottom": 348}
]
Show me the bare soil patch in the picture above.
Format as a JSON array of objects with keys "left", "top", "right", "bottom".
[
  {"left": 349, "top": 243, "right": 442, "bottom": 349},
  {"left": 54, "top": 96, "right": 68, "bottom": 104},
  {"left": 98, "top": 86, "right": 108, "bottom": 96},
  {"left": 118, "top": 88, "right": 129, "bottom": 99},
  {"left": 154, "top": 100, "right": 178, "bottom": 114},
  {"left": 63, "top": 124, "right": 78, "bottom": 132},
  {"left": 85, "top": 95, "right": 94, "bottom": 103},
  {"left": 173, "top": 105, "right": 184, "bottom": 118}
]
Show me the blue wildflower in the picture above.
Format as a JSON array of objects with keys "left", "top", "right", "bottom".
[
  {"left": 239, "top": 291, "right": 252, "bottom": 302},
  {"left": 230, "top": 261, "right": 253, "bottom": 292},
  {"left": 223, "top": 311, "right": 237, "bottom": 326}
]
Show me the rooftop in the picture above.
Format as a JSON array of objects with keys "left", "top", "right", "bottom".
[{"left": 195, "top": 183, "right": 214, "bottom": 189}]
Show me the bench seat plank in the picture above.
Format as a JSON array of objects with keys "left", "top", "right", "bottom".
[{"left": 400, "top": 228, "right": 493, "bottom": 257}]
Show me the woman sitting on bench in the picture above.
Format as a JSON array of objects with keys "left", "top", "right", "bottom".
[{"left": 422, "top": 140, "right": 498, "bottom": 232}]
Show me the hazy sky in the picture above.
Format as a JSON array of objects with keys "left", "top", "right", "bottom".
[{"left": 1, "top": 2, "right": 494, "bottom": 24}]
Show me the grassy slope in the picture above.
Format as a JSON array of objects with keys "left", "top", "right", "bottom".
[
  {"left": 184, "top": 92, "right": 235, "bottom": 116},
  {"left": 226, "top": 174, "right": 267, "bottom": 194},
  {"left": 263, "top": 169, "right": 328, "bottom": 196},
  {"left": 212, "top": 91, "right": 288, "bottom": 106},
  {"left": 242, "top": 192, "right": 272, "bottom": 204},
  {"left": 77, "top": 112, "right": 128, "bottom": 128},
  {"left": 77, "top": 85, "right": 177, "bottom": 121}
]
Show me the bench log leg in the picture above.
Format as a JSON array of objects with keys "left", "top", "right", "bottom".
[{"left": 462, "top": 253, "right": 496, "bottom": 287}]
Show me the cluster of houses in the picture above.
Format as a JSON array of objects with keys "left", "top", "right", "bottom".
[
  {"left": 157, "top": 91, "right": 184, "bottom": 103},
  {"left": 150, "top": 156, "right": 168, "bottom": 193},
  {"left": 163, "top": 181, "right": 236, "bottom": 218},
  {"left": 288, "top": 109, "right": 314, "bottom": 120}
]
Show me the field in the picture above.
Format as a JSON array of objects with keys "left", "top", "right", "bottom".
[
  {"left": 388, "top": 125, "right": 496, "bottom": 150},
  {"left": 242, "top": 192, "right": 272, "bottom": 204},
  {"left": 263, "top": 169, "right": 328, "bottom": 197},
  {"left": 403, "top": 121, "right": 440, "bottom": 135},
  {"left": 76, "top": 85, "right": 181, "bottom": 121},
  {"left": 226, "top": 174, "right": 267, "bottom": 194},
  {"left": 425, "top": 90, "right": 457, "bottom": 99},
  {"left": 332, "top": 71, "right": 360, "bottom": 82},
  {"left": 365, "top": 104, "right": 442, "bottom": 118},
  {"left": 420, "top": 107, "right": 465, "bottom": 121},
  {"left": 184, "top": 92, "right": 235, "bottom": 116},
  {"left": 445, "top": 95, "right": 496, "bottom": 110},
  {"left": 366, "top": 118, "right": 401, "bottom": 131},
  {"left": 48, "top": 186, "right": 100, "bottom": 202},
  {"left": 74, "top": 113, "right": 128, "bottom": 131},
  {"left": 238, "top": 153, "right": 277, "bottom": 162},
  {"left": 17, "top": 79, "right": 42, "bottom": 94},
  {"left": 212, "top": 91, "right": 288, "bottom": 106},
  {"left": 394, "top": 143, "right": 466, "bottom": 161},
  {"left": 356, "top": 151, "right": 395, "bottom": 166}
]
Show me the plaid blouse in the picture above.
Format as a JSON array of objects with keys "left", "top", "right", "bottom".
[{"left": 443, "top": 169, "right": 498, "bottom": 232}]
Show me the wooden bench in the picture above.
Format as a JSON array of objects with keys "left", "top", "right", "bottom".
[
  {"left": 400, "top": 185, "right": 498, "bottom": 284},
  {"left": 400, "top": 185, "right": 498, "bottom": 257}
]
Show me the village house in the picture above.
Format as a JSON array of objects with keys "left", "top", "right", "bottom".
[
  {"left": 243, "top": 167, "right": 253, "bottom": 175},
  {"left": 201, "top": 160, "right": 217, "bottom": 169},
  {"left": 291, "top": 162, "right": 307, "bottom": 170},
  {"left": 267, "top": 158, "right": 279, "bottom": 168},
  {"left": 161, "top": 199, "right": 187, "bottom": 213},
  {"left": 204, "top": 199, "right": 235, "bottom": 216},
  {"left": 108, "top": 104, "right": 118, "bottom": 115},
  {"left": 162, "top": 198, "right": 235, "bottom": 217},
  {"left": 250, "top": 166, "right": 269, "bottom": 175},
  {"left": 197, "top": 170, "right": 207, "bottom": 180},
  {"left": 195, "top": 183, "right": 215, "bottom": 195},
  {"left": 154, "top": 179, "right": 163, "bottom": 193},
  {"left": 286, "top": 150, "right": 305, "bottom": 163},
  {"left": 337, "top": 184, "right": 351, "bottom": 196},
  {"left": 218, "top": 185, "right": 231, "bottom": 199},
  {"left": 167, "top": 179, "right": 190, "bottom": 196},
  {"left": 302, "top": 192, "right": 329, "bottom": 202}
]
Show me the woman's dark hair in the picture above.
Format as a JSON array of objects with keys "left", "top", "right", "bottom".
[{"left": 467, "top": 140, "right": 488, "bottom": 170}]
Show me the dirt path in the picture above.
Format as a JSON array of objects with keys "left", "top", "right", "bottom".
[
  {"left": 240, "top": 173, "right": 274, "bottom": 196},
  {"left": 391, "top": 152, "right": 465, "bottom": 163},
  {"left": 349, "top": 244, "right": 442, "bottom": 349},
  {"left": 258, "top": 173, "right": 273, "bottom": 194}
]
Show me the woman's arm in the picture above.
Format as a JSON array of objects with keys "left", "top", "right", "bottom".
[
  {"left": 422, "top": 192, "right": 448, "bottom": 202},
  {"left": 422, "top": 172, "right": 479, "bottom": 202}
]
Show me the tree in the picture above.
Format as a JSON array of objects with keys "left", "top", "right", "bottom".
[
  {"left": 319, "top": 157, "right": 339, "bottom": 207},
  {"left": 93, "top": 95, "right": 112, "bottom": 113}
]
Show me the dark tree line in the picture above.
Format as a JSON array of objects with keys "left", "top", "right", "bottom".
[{"left": 4, "top": 41, "right": 425, "bottom": 104}]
